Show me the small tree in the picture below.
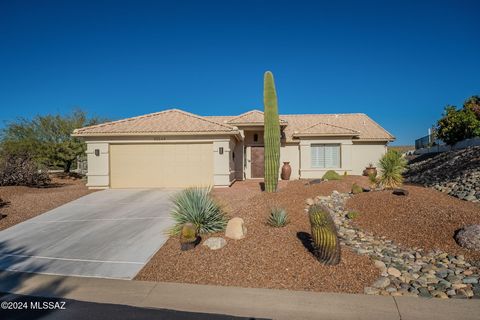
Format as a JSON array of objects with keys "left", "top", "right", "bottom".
[
  {"left": 1, "top": 109, "right": 106, "bottom": 172},
  {"left": 436, "top": 105, "right": 480, "bottom": 146},
  {"left": 263, "top": 71, "right": 281, "bottom": 193},
  {"left": 464, "top": 95, "right": 480, "bottom": 120}
]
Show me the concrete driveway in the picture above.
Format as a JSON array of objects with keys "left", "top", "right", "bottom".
[{"left": 0, "top": 189, "right": 177, "bottom": 279}]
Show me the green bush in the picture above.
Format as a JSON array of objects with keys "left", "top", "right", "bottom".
[
  {"left": 322, "top": 170, "right": 341, "bottom": 181},
  {"left": 346, "top": 211, "right": 360, "bottom": 219},
  {"left": 368, "top": 172, "right": 378, "bottom": 186},
  {"left": 170, "top": 187, "right": 227, "bottom": 235},
  {"left": 378, "top": 150, "right": 407, "bottom": 189},
  {"left": 267, "top": 207, "right": 289, "bottom": 227},
  {"left": 351, "top": 183, "right": 363, "bottom": 194}
]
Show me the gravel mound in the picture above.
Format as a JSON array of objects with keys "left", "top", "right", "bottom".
[{"left": 405, "top": 147, "right": 480, "bottom": 202}]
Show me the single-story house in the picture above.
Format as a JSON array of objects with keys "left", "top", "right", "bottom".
[{"left": 72, "top": 109, "right": 395, "bottom": 189}]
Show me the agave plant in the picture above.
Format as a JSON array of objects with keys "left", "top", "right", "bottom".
[
  {"left": 170, "top": 187, "right": 228, "bottom": 235},
  {"left": 267, "top": 207, "right": 289, "bottom": 227},
  {"left": 378, "top": 150, "right": 407, "bottom": 189}
]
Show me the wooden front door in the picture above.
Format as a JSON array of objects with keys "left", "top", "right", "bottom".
[{"left": 251, "top": 147, "right": 264, "bottom": 178}]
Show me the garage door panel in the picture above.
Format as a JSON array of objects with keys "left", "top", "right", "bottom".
[{"left": 110, "top": 143, "right": 213, "bottom": 188}]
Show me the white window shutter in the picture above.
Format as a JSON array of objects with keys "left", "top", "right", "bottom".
[{"left": 311, "top": 144, "right": 340, "bottom": 168}]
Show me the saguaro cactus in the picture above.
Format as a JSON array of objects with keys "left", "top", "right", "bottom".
[
  {"left": 308, "top": 205, "right": 341, "bottom": 265},
  {"left": 263, "top": 71, "right": 280, "bottom": 192}
]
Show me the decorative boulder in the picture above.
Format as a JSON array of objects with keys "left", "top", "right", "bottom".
[
  {"left": 392, "top": 188, "right": 409, "bottom": 196},
  {"left": 203, "top": 237, "right": 227, "bottom": 250},
  {"left": 225, "top": 217, "right": 247, "bottom": 240},
  {"left": 455, "top": 225, "right": 480, "bottom": 251}
]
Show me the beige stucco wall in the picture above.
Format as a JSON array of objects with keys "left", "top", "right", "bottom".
[
  {"left": 83, "top": 135, "right": 236, "bottom": 189},
  {"left": 242, "top": 130, "right": 300, "bottom": 180},
  {"left": 299, "top": 137, "right": 353, "bottom": 179},
  {"left": 350, "top": 141, "right": 387, "bottom": 175},
  {"left": 82, "top": 133, "right": 388, "bottom": 188},
  {"left": 299, "top": 138, "right": 388, "bottom": 178}
]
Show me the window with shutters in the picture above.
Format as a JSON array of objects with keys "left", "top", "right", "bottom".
[{"left": 311, "top": 144, "right": 341, "bottom": 168}]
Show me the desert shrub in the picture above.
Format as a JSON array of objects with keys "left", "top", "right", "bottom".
[
  {"left": 0, "top": 152, "right": 50, "bottom": 187},
  {"left": 267, "top": 207, "right": 289, "bottom": 227},
  {"left": 346, "top": 211, "right": 360, "bottom": 219},
  {"left": 351, "top": 183, "right": 363, "bottom": 194},
  {"left": 0, "top": 198, "right": 7, "bottom": 208},
  {"left": 322, "top": 170, "right": 341, "bottom": 181},
  {"left": 378, "top": 150, "right": 407, "bottom": 189},
  {"left": 170, "top": 187, "right": 227, "bottom": 235},
  {"left": 368, "top": 172, "right": 378, "bottom": 186}
]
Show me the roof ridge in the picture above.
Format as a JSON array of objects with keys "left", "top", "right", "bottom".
[
  {"left": 171, "top": 109, "right": 236, "bottom": 130},
  {"left": 73, "top": 109, "right": 175, "bottom": 133},
  {"left": 299, "top": 121, "right": 359, "bottom": 134},
  {"left": 280, "top": 113, "right": 366, "bottom": 117},
  {"left": 226, "top": 109, "right": 264, "bottom": 123},
  {"left": 360, "top": 115, "right": 396, "bottom": 139},
  {"left": 74, "top": 108, "right": 235, "bottom": 133}
]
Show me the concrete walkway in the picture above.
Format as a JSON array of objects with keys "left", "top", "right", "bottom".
[
  {"left": 0, "top": 189, "right": 177, "bottom": 279},
  {"left": 0, "top": 271, "right": 478, "bottom": 320}
]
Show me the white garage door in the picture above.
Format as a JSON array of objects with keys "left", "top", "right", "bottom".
[{"left": 110, "top": 143, "right": 213, "bottom": 188}]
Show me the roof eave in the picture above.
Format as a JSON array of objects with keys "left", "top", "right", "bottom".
[
  {"left": 71, "top": 130, "right": 240, "bottom": 138},
  {"left": 292, "top": 133, "right": 359, "bottom": 138}
]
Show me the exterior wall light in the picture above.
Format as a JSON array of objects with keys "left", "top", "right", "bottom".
[
  {"left": 219, "top": 147, "right": 224, "bottom": 155},
  {"left": 94, "top": 149, "right": 100, "bottom": 156}
]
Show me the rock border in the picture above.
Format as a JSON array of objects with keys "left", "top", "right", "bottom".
[{"left": 306, "top": 191, "right": 480, "bottom": 299}]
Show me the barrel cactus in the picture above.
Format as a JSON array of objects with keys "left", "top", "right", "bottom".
[
  {"left": 180, "top": 222, "right": 198, "bottom": 251},
  {"left": 351, "top": 183, "right": 363, "bottom": 194},
  {"left": 263, "top": 71, "right": 280, "bottom": 193},
  {"left": 308, "top": 205, "right": 341, "bottom": 265}
]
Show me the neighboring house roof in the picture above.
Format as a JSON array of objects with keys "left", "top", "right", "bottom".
[
  {"left": 225, "top": 110, "right": 288, "bottom": 125},
  {"left": 73, "top": 108, "right": 394, "bottom": 142},
  {"left": 72, "top": 109, "right": 239, "bottom": 136}
]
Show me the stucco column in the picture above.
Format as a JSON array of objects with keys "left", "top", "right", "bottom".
[
  {"left": 86, "top": 142, "right": 110, "bottom": 189},
  {"left": 213, "top": 139, "right": 232, "bottom": 187}
]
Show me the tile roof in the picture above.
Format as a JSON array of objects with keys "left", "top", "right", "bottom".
[
  {"left": 73, "top": 108, "right": 394, "bottom": 142},
  {"left": 72, "top": 109, "right": 238, "bottom": 136},
  {"left": 280, "top": 113, "right": 394, "bottom": 142},
  {"left": 225, "top": 110, "right": 287, "bottom": 125},
  {"left": 293, "top": 122, "right": 360, "bottom": 136}
]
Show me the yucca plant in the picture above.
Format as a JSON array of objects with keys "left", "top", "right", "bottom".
[
  {"left": 267, "top": 207, "right": 289, "bottom": 227},
  {"left": 378, "top": 150, "right": 407, "bottom": 189},
  {"left": 170, "top": 187, "right": 228, "bottom": 235}
]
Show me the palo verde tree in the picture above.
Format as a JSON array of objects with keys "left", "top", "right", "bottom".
[
  {"left": 1, "top": 109, "right": 106, "bottom": 172},
  {"left": 263, "top": 71, "right": 281, "bottom": 192}
]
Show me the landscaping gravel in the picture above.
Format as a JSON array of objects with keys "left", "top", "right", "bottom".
[
  {"left": 317, "top": 190, "right": 480, "bottom": 298},
  {"left": 0, "top": 174, "right": 96, "bottom": 231},
  {"left": 346, "top": 185, "right": 480, "bottom": 261},
  {"left": 135, "top": 177, "right": 379, "bottom": 293}
]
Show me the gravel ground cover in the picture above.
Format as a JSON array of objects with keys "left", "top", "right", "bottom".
[
  {"left": 0, "top": 173, "right": 96, "bottom": 231},
  {"left": 346, "top": 185, "right": 480, "bottom": 261},
  {"left": 135, "top": 177, "right": 379, "bottom": 293},
  {"left": 320, "top": 191, "right": 479, "bottom": 298}
]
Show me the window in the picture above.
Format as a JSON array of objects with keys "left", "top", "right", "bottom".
[{"left": 311, "top": 144, "right": 341, "bottom": 168}]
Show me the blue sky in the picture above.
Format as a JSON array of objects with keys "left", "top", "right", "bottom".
[{"left": 0, "top": 0, "right": 479, "bottom": 145}]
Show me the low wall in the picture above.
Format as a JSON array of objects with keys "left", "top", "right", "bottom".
[{"left": 414, "top": 137, "right": 480, "bottom": 155}]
